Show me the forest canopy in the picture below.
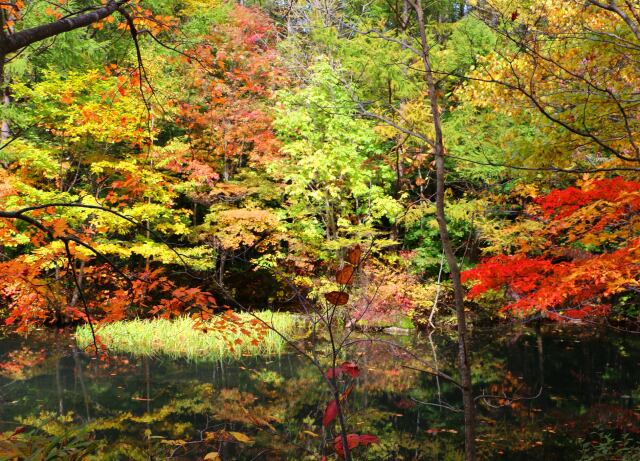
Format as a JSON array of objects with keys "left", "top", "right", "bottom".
[
  {"left": 0, "top": 0, "right": 637, "bottom": 330},
  {"left": 0, "top": 1, "right": 638, "bottom": 460}
]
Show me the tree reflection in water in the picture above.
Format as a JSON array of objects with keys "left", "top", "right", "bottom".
[{"left": 0, "top": 325, "right": 638, "bottom": 460}]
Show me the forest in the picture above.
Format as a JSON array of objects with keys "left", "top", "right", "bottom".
[{"left": 0, "top": 0, "right": 638, "bottom": 460}]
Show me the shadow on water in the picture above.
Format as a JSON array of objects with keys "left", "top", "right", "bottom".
[{"left": 0, "top": 324, "right": 638, "bottom": 460}]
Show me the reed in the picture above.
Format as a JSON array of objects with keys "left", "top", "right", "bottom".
[{"left": 75, "top": 312, "right": 298, "bottom": 362}]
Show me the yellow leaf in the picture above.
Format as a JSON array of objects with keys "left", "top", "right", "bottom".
[
  {"left": 204, "top": 453, "right": 221, "bottom": 461},
  {"left": 229, "top": 431, "right": 253, "bottom": 443},
  {"left": 160, "top": 439, "right": 186, "bottom": 446}
]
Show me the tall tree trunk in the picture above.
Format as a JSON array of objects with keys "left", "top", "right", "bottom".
[
  {"left": 70, "top": 260, "right": 86, "bottom": 307},
  {"left": 412, "top": 1, "right": 476, "bottom": 459},
  {"left": 0, "top": 54, "right": 9, "bottom": 141},
  {"left": 1, "top": 3, "right": 11, "bottom": 143},
  {"left": 402, "top": 0, "right": 410, "bottom": 30},
  {"left": 324, "top": 191, "right": 338, "bottom": 239}
]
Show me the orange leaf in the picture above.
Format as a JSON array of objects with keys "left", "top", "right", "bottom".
[
  {"left": 60, "top": 91, "right": 74, "bottom": 104},
  {"left": 346, "top": 245, "right": 362, "bottom": 266},
  {"left": 324, "top": 291, "right": 349, "bottom": 306},
  {"left": 51, "top": 218, "right": 68, "bottom": 238},
  {"left": 335, "top": 266, "right": 354, "bottom": 285}
]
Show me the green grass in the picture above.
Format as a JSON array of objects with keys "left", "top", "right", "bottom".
[
  {"left": 358, "top": 314, "right": 415, "bottom": 330},
  {"left": 75, "top": 312, "right": 298, "bottom": 362}
]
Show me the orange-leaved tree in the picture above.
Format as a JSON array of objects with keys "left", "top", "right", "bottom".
[
  {"left": 463, "top": 176, "right": 640, "bottom": 320},
  {"left": 178, "top": 5, "right": 284, "bottom": 181}
]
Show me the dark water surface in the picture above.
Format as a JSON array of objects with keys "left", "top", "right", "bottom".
[{"left": 0, "top": 325, "right": 638, "bottom": 460}]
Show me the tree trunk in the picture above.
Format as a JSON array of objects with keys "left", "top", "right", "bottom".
[
  {"left": 0, "top": 2, "right": 10, "bottom": 143},
  {"left": 402, "top": 0, "right": 410, "bottom": 30},
  {"left": 413, "top": 1, "right": 476, "bottom": 459},
  {"left": 324, "top": 191, "right": 338, "bottom": 239},
  {"left": 0, "top": 53, "right": 8, "bottom": 142},
  {"left": 70, "top": 260, "right": 86, "bottom": 307}
]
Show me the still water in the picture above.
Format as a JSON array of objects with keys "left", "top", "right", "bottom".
[{"left": 0, "top": 324, "right": 638, "bottom": 460}]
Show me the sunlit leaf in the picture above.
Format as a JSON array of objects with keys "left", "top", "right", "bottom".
[{"left": 229, "top": 431, "right": 253, "bottom": 444}]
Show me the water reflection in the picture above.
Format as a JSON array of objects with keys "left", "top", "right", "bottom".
[{"left": 0, "top": 325, "right": 638, "bottom": 460}]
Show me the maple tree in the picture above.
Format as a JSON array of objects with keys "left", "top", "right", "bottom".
[
  {"left": 463, "top": 176, "right": 640, "bottom": 320},
  {"left": 178, "top": 5, "right": 283, "bottom": 180}
]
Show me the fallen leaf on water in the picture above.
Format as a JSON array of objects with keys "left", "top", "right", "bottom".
[
  {"left": 160, "top": 439, "right": 186, "bottom": 446},
  {"left": 229, "top": 431, "right": 253, "bottom": 443}
]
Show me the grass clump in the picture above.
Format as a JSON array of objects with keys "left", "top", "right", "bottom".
[{"left": 75, "top": 311, "right": 298, "bottom": 362}]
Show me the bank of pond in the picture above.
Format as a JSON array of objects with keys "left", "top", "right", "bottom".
[{"left": 0, "top": 321, "right": 638, "bottom": 460}]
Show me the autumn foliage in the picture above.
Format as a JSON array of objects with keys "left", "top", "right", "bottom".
[
  {"left": 321, "top": 358, "right": 380, "bottom": 457},
  {"left": 178, "top": 6, "right": 283, "bottom": 179},
  {"left": 0, "top": 4, "right": 286, "bottom": 335},
  {"left": 463, "top": 177, "right": 640, "bottom": 320}
]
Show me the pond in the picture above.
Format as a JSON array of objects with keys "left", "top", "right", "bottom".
[{"left": 0, "top": 324, "right": 638, "bottom": 460}]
